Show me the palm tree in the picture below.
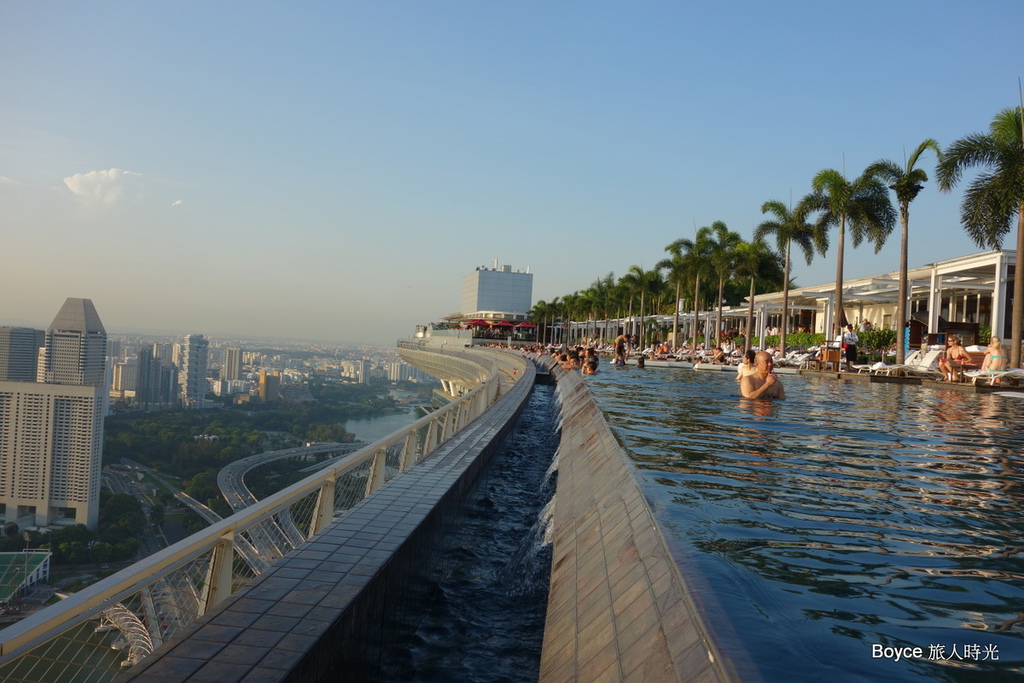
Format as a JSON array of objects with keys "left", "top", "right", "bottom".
[
  {"left": 937, "top": 107, "right": 1024, "bottom": 368},
  {"left": 668, "top": 227, "right": 715, "bottom": 351},
  {"left": 733, "top": 239, "right": 786, "bottom": 352},
  {"left": 589, "top": 272, "right": 616, "bottom": 341},
  {"left": 754, "top": 197, "right": 826, "bottom": 355},
  {"left": 548, "top": 296, "right": 562, "bottom": 345},
  {"left": 866, "top": 139, "right": 942, "bottom": 364},
  {"left": 657, "top": 245, "right": 689, "bottom": 347},
  {"left": 644, "top": 269, "right": 668, "bottom": 339},
  {"left": 560, "top": 292, "right": 583, "bottom": 345},
  {"left": 707, "top": 221, "right": 743, "bottom": 344},
  {"left": 621, "top": 266, "right": 663, "bottom": 350},
  {"left": 603, "top": 279, "right": 628, "bottom": 338},
  {"left": 529, "top": 300, "right": 551, "bottom": 344},
  {"left": 806, "top": 168, "right": 896, "bottom": 338},
  {"left": 578, "top": 285, "right": 603, "bottom": 342}
]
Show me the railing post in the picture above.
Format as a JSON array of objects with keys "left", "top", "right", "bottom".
[
  {"left": 364, "top": 448, "right": 387, "bottom": 497},
  {"left": 311, "top": 476, "right": 337, "bottom": 537},
  {"left": 438, "top": 409, "right": 450, "bottom": 443},
  {"left": 454, "top": 401, "right": 467, "bottom": 432},
  {"left": 199, "top": 533, "right": 235, "bottom": 616},
  {"left": 398, "top": 432, "right": 417, "bottom": 472},
  {"left": 424, "top": 419, "right": 438, "bottom": 458},
  {"left": 414, "top": 426, "right": 429, "bottom": 465},
  {"left": 476, "top": 386, "right": 488, "bottom": 417}
]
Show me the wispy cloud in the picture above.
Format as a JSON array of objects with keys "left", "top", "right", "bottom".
[
  {"left": 171, "top": 199, "right": 183, "bottom": 206},
  {"left": 63, "top": 168, "right": 141, "bottom": 204}
]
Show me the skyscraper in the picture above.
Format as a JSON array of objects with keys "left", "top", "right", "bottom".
[
  {"left": 0, "top": 327, "right": 44, "bottom": 382},
  {"left": 258, "top": 370, "right": 281, "bottom": 402},
  {"left": 111, "top": 359, "right": 138, "bottom": 394},
  {"left": 223, "top": 347, "right": 243, "bottom": 381},
  {"left": 37, "top": 298, "right": 107, "bottom": 386},
  {"left": 136, "top": 346, "right": 178, "bottom": 411},
  {"left": 0, "top": 298, "right": 107, "bottom": 530},
  {"left": 179, "top": 334, "right": 209, "bottom": 408}
]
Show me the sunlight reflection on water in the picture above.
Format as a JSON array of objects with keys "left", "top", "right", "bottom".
[{"left": 587, "top": 366, "right": 1024, "bottom": 682}]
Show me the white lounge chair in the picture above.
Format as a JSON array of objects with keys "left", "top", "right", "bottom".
[
  {"left": 869, "top": 349, "right": 942, "bottom": 377},
  {"left": 964, "top": 368, "right": 1024, "bottom": 386},
  {"left": 859, "top": 349, "right": 920, "bottom": 375}
]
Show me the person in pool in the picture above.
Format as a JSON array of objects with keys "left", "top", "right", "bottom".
[
  {"left": 613, "top": 333, "right": 628, "bottom": 366},
  {"left": 741, "top": 351, "right": 786, "bottom": 400},
  {"left": 736, "top": 348, "right": 758, "bottom": 382}
]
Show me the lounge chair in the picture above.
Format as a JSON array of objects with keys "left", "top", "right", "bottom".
[
  {"left": 869, "top": 349, "right": 942, "bottom": 377},
  {"left": 858, "top": 349, "right": 921, "bottom": 375},
  {"left": 904, "top": 356, "right": 944, "bottom": 379},
  {"left": 964, "top": 368, "right": 1024, "bottom": 386},
  {"left": 777, "top": 350, "right": 815, "bottom": 368}
]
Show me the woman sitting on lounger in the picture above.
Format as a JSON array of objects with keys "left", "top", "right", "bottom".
[
  {"left": 938, "top": 335, "right": 972, "bottom": 382},
  {"left": 981, "top": 336, "right": 1008, "bottom": 382}
]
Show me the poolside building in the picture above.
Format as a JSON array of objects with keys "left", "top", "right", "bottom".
[
  {"left": 747, "top": 249, "right": 1017, "bottom": 345},
  {"left": 544, "top": 249, "right": 1018, "bottom": 350}
]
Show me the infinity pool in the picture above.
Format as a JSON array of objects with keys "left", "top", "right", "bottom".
[{"left": 587, "top": 368, "right": 1024, "bottom": 682}]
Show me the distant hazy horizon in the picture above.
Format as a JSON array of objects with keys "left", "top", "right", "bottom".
[{"left": 0, "top": 311, "right": 405, "bottom": 348}]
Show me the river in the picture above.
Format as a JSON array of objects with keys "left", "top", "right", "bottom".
[{"left": 343, "top": 407, "right": 423, "bottom": 444}]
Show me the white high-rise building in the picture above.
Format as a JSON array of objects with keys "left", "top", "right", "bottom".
[
  {"left": 460, "top": 262, "right": 533, "bottom": 320},
  {"left": 112, "top": 359, "right": 138, "bottom": 393},
  {"left": 223, "top": 347, "right": 243, "bottom": 381},
  {"left": 179, "top": 334, "right": 209, "bottom": 408},
  {"left": 0, "top": 382, "right": 105, "bottom": 529},
  {"left": 0, "top": 298, "right": 107, "bottom": 530}
]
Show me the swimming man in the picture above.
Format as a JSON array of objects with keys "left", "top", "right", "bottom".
[{"left": 740, "top": 351, "right": 786, "bottom": 400}]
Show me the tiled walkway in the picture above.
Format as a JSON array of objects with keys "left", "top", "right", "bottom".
[{"left": 539, "top": 362, "right": 735, "bottom": 683}]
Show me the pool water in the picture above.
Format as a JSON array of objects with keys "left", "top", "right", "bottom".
[{"left": 586, "top": 367, "right": 1024, "bottom": 682}]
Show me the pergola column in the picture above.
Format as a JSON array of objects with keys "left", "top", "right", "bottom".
[
  {"left": 992, "top": 252, "right": 1008, "bottom": 338},
  {"left": 928, "top": 270, "right": 942, "bottom": 336}
]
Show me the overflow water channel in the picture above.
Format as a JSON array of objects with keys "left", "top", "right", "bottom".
[{"left": 392, "top": 383, "right": 558, "bottom": 682}]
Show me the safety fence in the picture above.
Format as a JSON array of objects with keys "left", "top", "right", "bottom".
[{"left": 0, "top": 344, "right": 519, "bottom": 683}]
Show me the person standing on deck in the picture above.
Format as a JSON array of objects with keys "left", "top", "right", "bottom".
[{"left": 841, "top": 324, "right": 859, "bottom": 370}]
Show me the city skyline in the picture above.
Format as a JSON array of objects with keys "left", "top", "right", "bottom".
[{"left": 2, "top": 3, "right": 1020, "bottom": 344}]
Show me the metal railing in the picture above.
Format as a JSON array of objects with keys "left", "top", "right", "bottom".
[{"left": 0, "top": 344, "right": 520, "bottom": 682}]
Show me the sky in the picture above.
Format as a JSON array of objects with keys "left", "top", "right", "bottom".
[{"left": 1, "top": 1, "right": 1021, "bottom": 345}]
